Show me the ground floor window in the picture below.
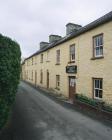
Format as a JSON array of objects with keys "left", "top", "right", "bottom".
[
  {"left": 56, "top": 75, "right": 60, "bottom": 89},
  {"left": 93, "top": 78, "right": 103, "bottom": 99}
]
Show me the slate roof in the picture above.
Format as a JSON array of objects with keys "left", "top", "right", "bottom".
[{"left": 25, "top": 11, "right": 112, "bottom": 60}]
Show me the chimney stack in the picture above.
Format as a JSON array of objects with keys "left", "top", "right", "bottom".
[
  {"left": 49, "top": 35, "right": 62, "bottom": 43},
  {"left": 40, "top": 42, "right": 49, "bottom": 50},
  {"left": 66, "top": 23, "right": 82, "bottom": 35}
]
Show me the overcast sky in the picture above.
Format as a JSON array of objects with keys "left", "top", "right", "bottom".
[{"left": 0, "top": 0, "right": 112, "bottom": 58}]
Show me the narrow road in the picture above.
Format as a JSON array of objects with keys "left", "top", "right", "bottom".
[{"left": 1, "top": 81, "right": 112, "bottom": 140}]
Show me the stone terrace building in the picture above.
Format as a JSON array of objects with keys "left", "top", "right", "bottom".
[{"left": 22, "top": 11, "right": 112, "bottom": 104}]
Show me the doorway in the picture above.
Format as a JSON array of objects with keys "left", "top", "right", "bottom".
[
  {"left": 35, "top": 71, "right": 37, "bottom": 86},
  {"left": 47, "top": 70, "right": 49, "bottom": 88},
  {"left": 69, "top": 76, "right": 76, "bottom": 101}
]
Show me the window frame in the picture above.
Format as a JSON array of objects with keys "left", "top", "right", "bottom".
[
  {"left": 56, "top": 49, "right": 60, "bottom": 64},
  {"left": 40, "top": 54, "right": 43, "bottom": 63},
  {"left": 70, "top": 44, "right": 75, "bottom": 62},
  {"left": 93, "top": 78, "right": 103, "bottom": 100},
  {"left": 46, "top": 50, "right": 50, "bottom": 62},
  {"left": 40, "top": 70, "right": 43, "bottom": 84},
  {"left": 32, "top": 58, "right": 33, "bottom": 65},
  {"left": 56, "top": 75, "right": 60, "bottom": 89},
  {"left": 93, "top": 34, "right": 103, "bottom": 58},
  {"left": 35, "top": 57, "right": 37, "bottom": 65}
]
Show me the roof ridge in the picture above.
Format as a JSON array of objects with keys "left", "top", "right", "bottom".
[{"left": 25, "top": 11, "right": 112, "bottom": 60}]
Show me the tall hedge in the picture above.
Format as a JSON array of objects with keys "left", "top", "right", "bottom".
[{"left": 0, "top": 34, "right": 21, "bottom": 129}]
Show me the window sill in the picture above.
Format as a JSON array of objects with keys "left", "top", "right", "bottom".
[
  {"left": 94, "top": 98, "right": 103, "bottom": 101},
  {"left": 68, "top": 61, "right": 75, "bottom": 64},
  {"left": 91, "top": 56, "right": 104, "bottom": 60},
  {"left": 94, "top": 98, "right": 105, "bottom": 104},
  {"left": 46, "top": 60, "right": 50, "bottom": 62},
  {"left": 55, "top": 63, "right": 60, "bottom": 65}
]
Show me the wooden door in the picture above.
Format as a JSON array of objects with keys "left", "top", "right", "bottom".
[
  {"left": 69, "top": 76, "right": 76, "bottom": 100},
  {"left": 47, "top": 71, "right": 49, "bottom": 88},
  {"left": 35, "top": 71, "right": 37, "bottom": 86}
]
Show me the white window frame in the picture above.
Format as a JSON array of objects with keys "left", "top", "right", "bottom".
[
  {"left": 93, "top": 34, "right": 103, "bottom": 57},
  {"left": 93, "top": 78, "right": 103, "bottom": 99}
]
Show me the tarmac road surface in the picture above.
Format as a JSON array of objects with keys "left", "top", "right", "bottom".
[{"left": 0, "top": 81, "right": 112, "bottom": 140}]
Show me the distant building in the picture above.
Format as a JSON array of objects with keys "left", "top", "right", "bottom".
[{"left": 22, "top": 11, "right": 112, "bottom": 104}]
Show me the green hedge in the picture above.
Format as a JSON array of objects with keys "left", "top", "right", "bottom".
[
  {"left": 75, "top": 94, "right": 112, "bottom": 113},
  {"left": 0, "top": 34, "right": 21, "bottom": 129}
]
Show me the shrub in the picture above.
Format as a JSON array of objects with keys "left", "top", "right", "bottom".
[
  {"left": 75, "top": 94, "right": 98, "bottom": 107},
  {"left": 0, "top": 34, "right": 21, "bottom": 129},
  {"left": 75, "top": 93, "right": 112, "bottom": 113}
]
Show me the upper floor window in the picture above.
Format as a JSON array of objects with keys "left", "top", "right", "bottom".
[
  {"left": 93, "top": 34, "right": 103, "bottom": 58},
  {"left": 70, "top": 45, "right": 75, "bottom": 62},
  {"left": 40, "top": 54, "right": 43, "bottom": 63},
  {"left": 35, "top": 57, "right": 37, "bottom": 65},
  {"left": 56, "top": 50, "right": 60, "bottom": 64},
  {"left": 47, "top": 51, "right": 50, "bottom": 62},
  {"left": 93, "top": 78, "right": 103, "bottom": 99},
  {"left": 32, "top": 58, "right": 33, "bottom": 65}
]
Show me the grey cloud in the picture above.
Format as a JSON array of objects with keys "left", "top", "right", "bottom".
[{"left": 0, "top": 0, "right": 112, "bottom": 58}]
